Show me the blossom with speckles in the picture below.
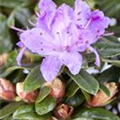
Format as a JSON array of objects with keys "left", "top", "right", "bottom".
[{"left": 17, "top": 0, "right": 110, "bottom": 82}]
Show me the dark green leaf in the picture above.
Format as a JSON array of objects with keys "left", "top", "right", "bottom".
[
  {"left": 7, "top": 12, "right": 15, "bottom": 27},
  {"left": 94, "top": 37, "right": 120, "bottom": 58},
  {"left": 72, "top": 117, "right": 94, "bottom": 120},
  {"left": 66, "top": 81, "right": 80, "bottom": 97},
  {"left": 0, "top": 66, "right": 25, "bottom": 78},
  {"left": 36, "top": 86, "right": 51, "bottom": 103},
  {"left": 14, "top": 6, "right": 31, "bottom": 27},
  {"left": 3, "top": 115, "right": 19, "bottom": 120},
  {"left": 0, "top": 51, "right": 17, "bottom": 74},
  {"left": 73, "top": 108, "right": 120, "bottom": 120},
  {"left": 100, "top": 84, "right": 110, "bottom": 97},
  {"left": 96, "top": 0, "right": 120, "bottom": 18},
  {"left": 54, "top": 0, "right": 74, "bottom": 6},
  {"left": 13, "top": 105, "right": 34, "bottom": 117},
  {"left": 13, "top": 105, "right": 51, "bottom": 120},
  {"left": 35, "top": 96, "right": 56, "bottom": 115},
  {"left": 0, "top": 14, "right": 12, "bottom": 53},
  {"left": 102, "top": 59, "right": 120, "bottom": 68},
  {"left": 0, "top": 0, "right": 30, "bottom": 8},
  {"left": 65, "top": 91, "right": 85, "bottom": 108},
  {"left": 0, "top": 102, "right": 23, "bottom": 119},
  {"left": 67, "top": 70, "right": 99, "bottom": 95},
  {"left": 108, "top": 26, "right": 120, "bottom": 36},
  {"left": 24, "top": 66, "right": 45, "bottom": 92},
  {"left": 81, "top": 89, "right": 91, "bottom": 101},
  {"left": 95, "top": 67, "right": 120, "bottom": 83}
]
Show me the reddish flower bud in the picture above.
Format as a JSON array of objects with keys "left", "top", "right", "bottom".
[
  {"left": 50, "top": 78, "right": 65, "bottom": 100},
  {"left": 16, "top": 82, "right": 38, "bottom": 103},
  {"left": 0, "top": 53, "right": 8, "bottom": 67},
  {"left": 0, "top": 78, "right": 16, "bottom": 101},
  {"left": 87, "top": 82, "right": 117, "bottom": 107},
  {"left": 54, "top": 104, "right": 73, "bottom": 120}
]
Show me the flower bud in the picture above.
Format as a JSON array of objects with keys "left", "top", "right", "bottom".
[
  {"left": 50, "top": 78, "right": 65, "bottom": 100},
  {"left": 54, "top": 104, "right": 73, "bottom": 120},
  {"left": 87, "top": 82, "right": 117, "bottom": 107},
  {"left": 0, "top": 78, "right": 16, "bottom": 101},
  {"left": 0, "top": 53, "right": 8, "bottom": 67},
  {"left": 16, "top": 82, "right": 38, "bottom": 103}
]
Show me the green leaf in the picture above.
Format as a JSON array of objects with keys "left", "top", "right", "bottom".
[
  {"left": 66, "top": 81, "right": 80, "bottom": 97},
  {"left": 35, "top": 96, "right": 56, "bottom": 115},
  {"left": 67, "top": 70, "right": 99, "bottom": 95},
  {"left": 65, "top": 91, "right": 85, "bottom": 108},
  {"left": 3, "top": 116, "right": 15, "bottom": 120},
  {"left": 36, "top": 86, "right": 51, "bottom": 103},
  {"left": 0, "top": 13, "right": 13, "bottom": 53},
  {"left": 0, "top": 0, "right": 30, "bottom": 8},
  {"left": 108, "top": 26, "right": 120, "bottom": 36},
  {"left": 13, "top": 105, "right": 51, "bottom": 120},
  {"left": 0, "top": 102, "right": 23, "bottom": 119},
  {"left": 7, "top": 11, "right": 15, "bottom": 27},
  {"left": 72, "top": 117, "right": 94, "bottom": 120},
  {"left": 95, "top": 67, "right": 120, "bottom": 83},
  {"left": 100, "top": 84, "right": 110, "bottom": 97},
  {"left": 94, "top": 37, "right": 120, "bottom": 58},
  {"left": 73, "top": 108, "right": 120, "bottom": 120},
  {"left": 81, "top": 89, "right": 91, "bottom": 101},
  {"left": 13, "top": 105, "right": 34, "bottom": 117},
  {"left": 96, "top": 0, "right": 120, "bottom": 18},
  {"left": 14, "top": 6, "right": 31, "bottom": 27},
  {"left": 54, "top": 0, "right": 74, "bottom": 6},
  {"left": 103, "top": 59, "right": 120, "bottom": 68},
  {"left": 24, "top": 66, "right": 45, "bottom": 92},
  {"left": 0, "top": 66, "right": 25, "bottom": 78},
  {"left": 0, "top": 51, "right": 17, "bottom": 74}
]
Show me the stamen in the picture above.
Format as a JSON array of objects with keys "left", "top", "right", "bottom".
[
  {"left": 11, "top": 26, "right": 24, "bottom": 32},
  {"left": 29, "top": 20, "right": 35, "bottom": 26},
  {"left": 84, "top": 18, "right": 92, "bottom": 29},
  {"left": 103, "top": 32, "right": 114, "bottom": 36},
  {"left": 35, "top": 11, "right": 40, "bottom": 17}
]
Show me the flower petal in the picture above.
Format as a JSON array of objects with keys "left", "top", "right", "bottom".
[
  {"left": 16, "top": 41, "right": 24, "bottom": 48},
  {"left": 74, "top": 0, "right": 91, "bottom": 28},
  {"left": 38, "top": 0, "right": 56, "bottom": 14},
  {"left": 60, "top": 52, "right": 82, "bottom": 75},
  {"left": 89, "top": 47, "right": 100, "bottom": 67},
  {"left": 51, "top": 4, "right": 73, "bottom": 34},
  {"left": 20, "top": 28, "right": 56, "bottom": 56},
  {"left": 36, "top": 0, "right": 57, "bottom": 30},
  {"left": 41, "top": 56, "right": 62, "bottom": 82},
  {"left": 88, "top": 10, "right": 111, "bottom": 37},
  {"left": 17, "top": 47, "right": 27, "bottom": 66}
]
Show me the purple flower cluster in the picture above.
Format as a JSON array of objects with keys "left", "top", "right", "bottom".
[{"left": 17, "top": 0, "right": 110, "bottom": 82}]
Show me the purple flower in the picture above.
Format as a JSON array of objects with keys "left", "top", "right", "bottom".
[
  {"left": 70, "top": 0, "right": 110, "bottom": 66},
  {"left": 17, "top": 0, "right": 110, "bottom": 82},
  {"left": 18, "top": 26, "right": 83, "bottom": 82}
]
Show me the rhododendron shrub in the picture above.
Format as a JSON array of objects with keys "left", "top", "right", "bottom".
[{"left": 0, "top": 0, "right": 120, "bottom": 119}]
